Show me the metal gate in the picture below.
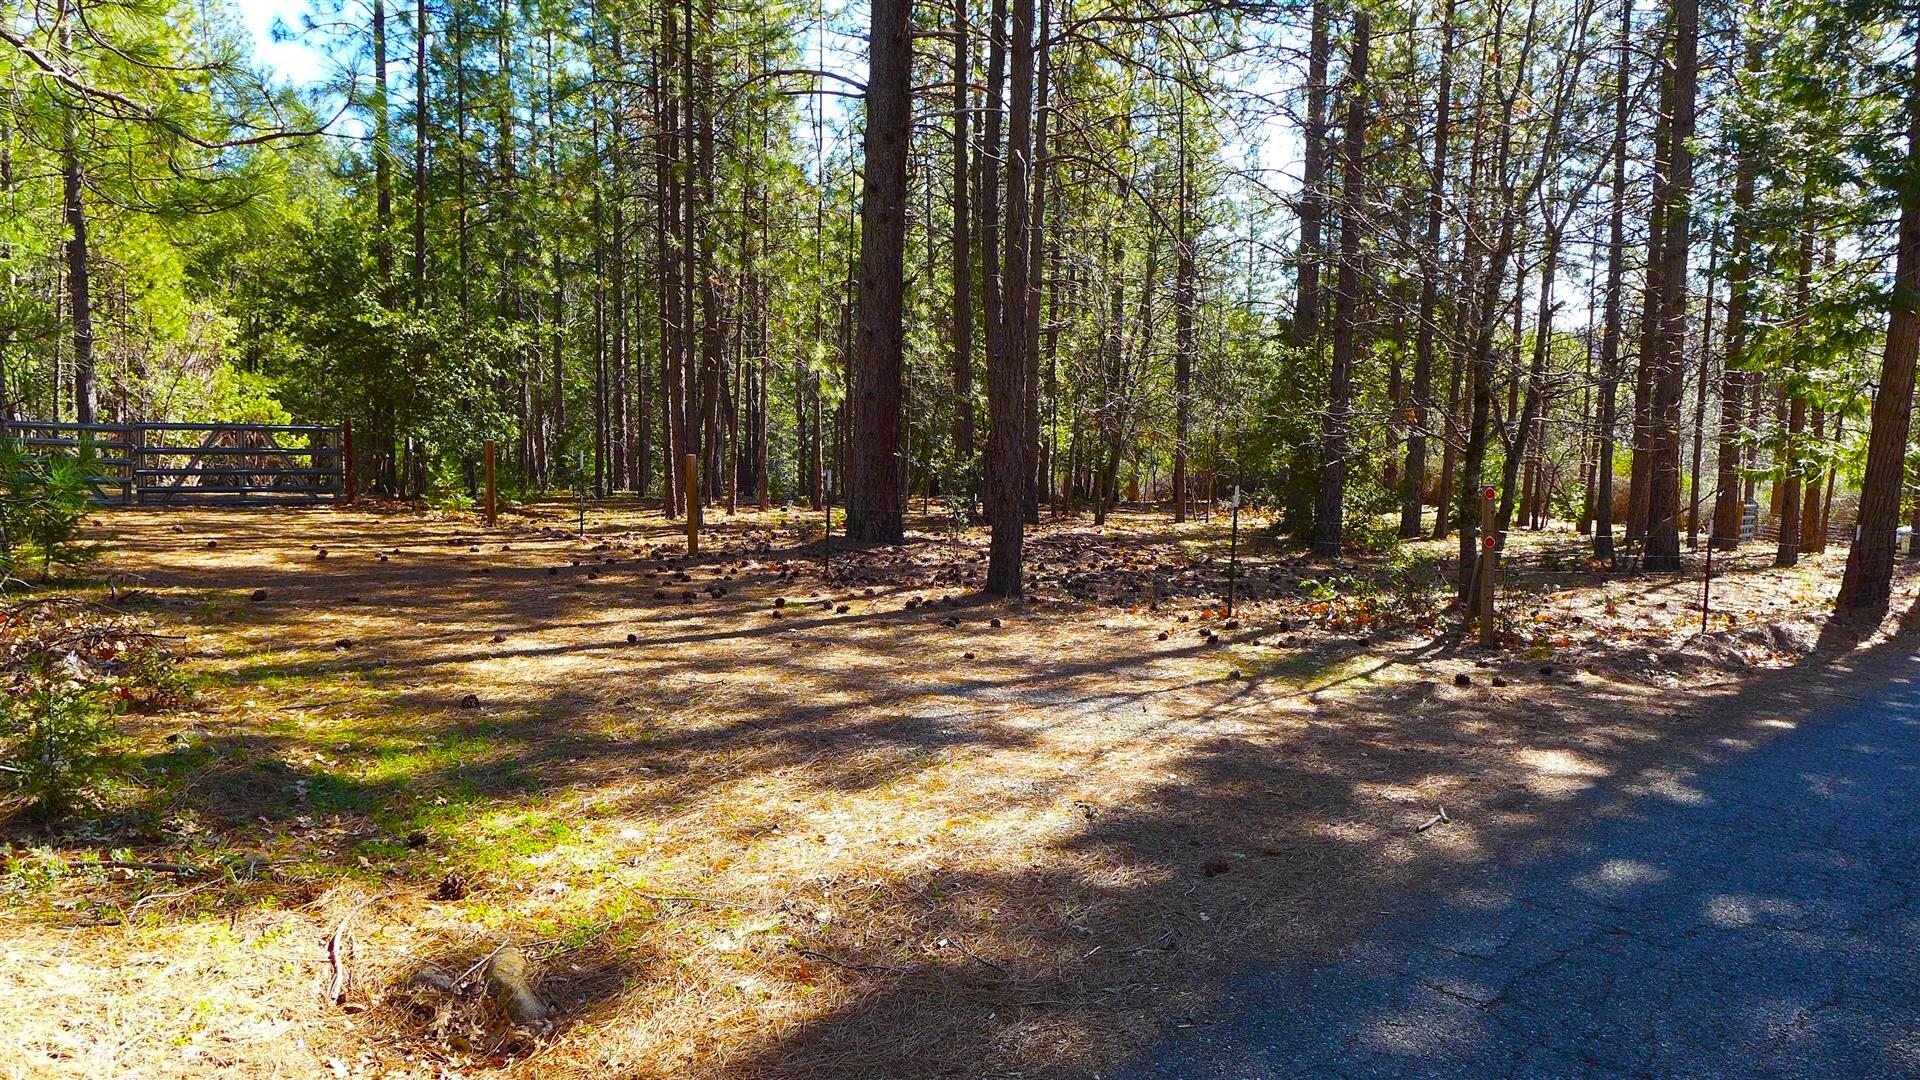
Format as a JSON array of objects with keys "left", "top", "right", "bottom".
[{"left": 2, "top": 421, "right": 347, "bottom": 506}]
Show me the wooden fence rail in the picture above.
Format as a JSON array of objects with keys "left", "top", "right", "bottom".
[{"left": 2, "top": 421, "right": 346, "bottom": 506}]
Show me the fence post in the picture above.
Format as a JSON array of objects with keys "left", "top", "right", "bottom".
[
  {"left": 484, "top": 440, "right": 498, "bottom": 526},
  {"left": 343, "top": 420, "right": 356, "bottom": 504},
  {"left": 127, "top": 424, "right": 142, "bottom": 506},
  {"left": 1479, "top": 486, "right": 1498, "bottom": 648},
  {"left": 684, "top": 453, "right": 699, "bottom": 554}
]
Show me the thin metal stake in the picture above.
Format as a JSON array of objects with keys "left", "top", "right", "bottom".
[
  {"left": 1701, "top": 529, "right": 1713, "bottom": 634},
  {"left": 1479, "top": 487, "right": 1497, "bottom": 648}
]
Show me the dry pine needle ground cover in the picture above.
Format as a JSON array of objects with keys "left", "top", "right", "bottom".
[{"left": 1, "top": 501, "right": 1911, "bottom": 1079}]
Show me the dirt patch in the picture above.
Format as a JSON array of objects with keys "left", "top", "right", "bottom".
[{"left": 2, "top": 502, "right": 1914, "bottom": 1078}]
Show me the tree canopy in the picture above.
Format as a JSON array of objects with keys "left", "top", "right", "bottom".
[{"left": 4, "top": 0, "right": 1920, "bottom": 609}]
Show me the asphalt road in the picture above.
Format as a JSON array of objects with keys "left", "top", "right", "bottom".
[{"left": 1123, "top": 653, "right": 1920, "bottom": 1079}]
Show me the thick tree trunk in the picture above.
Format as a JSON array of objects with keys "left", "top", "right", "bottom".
[
  {"left": 1593, "top": 0, "right": 1631, "bottom": 565},
  {"left": 1311, "top": 13, "right": 1370, "bottom": 560},
  {"left": 1642, "top": 0, "right": 1697, "bottom": 570},
  {"left": 1400, "top": 0, "right": 1456, "bottom": 539},
  {"left": 1281, "top": 0, "right": 1333, "bottom": 538},
  {"left": 413, "top": 0, "right": 429, "bottom": 301},
  {"left": 61, "top": 141, "right": 94, "bottom": 424},
  {"left": 377, "top": 0, "right": 401, "bottom": 489},
  {"left": 980, "top": 0, "right": 1008, "bottom": 409},
  {"left": 375, "top": 0, "right": 394, "bottom": 294},
  {"left": 951, "top": 0, "right": 975, "bottom": 476},
  {"left": 1627, "top": 74, "right": 1670, "bottom": 552},
  {"left": 1291, "top": 0, "right": 1331, "bottom": 350},
  {"left": 658, "top": 0, "right": 682, "bottom": 517},
  {"left": 1022, "top": 0, "right": 1051, "bottom": 526},
  {"left": 1776, "top": 398, "right": 1805, "bottom": 567},
  {"left": 1711, "top": 38, "right": 1760, "bottom": 551},
  {"left": 847, "top": 0, "right": 911, "bottom": 543},
  {"left": 681, "top": 0, "right": 703, "bottom": 528},
  {"left": 1776, "top": 224, "right": 1813, "bottom": 568},
  {"left": 986, "top": 0, "right": 1036, "bottom": 594}
]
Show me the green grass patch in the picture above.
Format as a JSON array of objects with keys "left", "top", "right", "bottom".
[{"left": 1228, "top": 644, "right": 1381, "bottom": 689}]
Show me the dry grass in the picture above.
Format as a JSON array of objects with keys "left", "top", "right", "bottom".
[{"left": 1, "top": 501, "right": 1911, "bottom": 1079}]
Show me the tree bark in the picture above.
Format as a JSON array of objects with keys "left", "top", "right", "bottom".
[
  {"left": 61, "top": 139, "right": 94, "bottom": 424},
  {"left": 951, "top": 0, "right": 975, "bottom": 476},
  {"left": 1291, "top": 0, "right": 1331, "bottom": 350},
  {"left": 847, "top": 0, "right": 911, "bottom": 543},
  {"left": 1592, "top": 0, "right": 1631, "bottom": 564},
  {"left": 1400, "top": 0, "right": 1456, "bottom": 539},
  {"left": 1311, "top": 13, "right": 1370, "bottom": 559},
  {"left": 1776, "top": 222, "right": 1813, "bottom": 568},
  {"left": 986, "top": 0, "right": 1036, "bottom": 594},
  {"left": 1641, "top": 0, "right": 1696, "bottom": 570},
  {"left": 413, "top": 0, "right": 429, "bottom": 301},
  {"left": 1022, "top": 0, "right": 1051, "bottom": 526},
  {"left": 1711, "top": 36, "right": 1760, "bottom": 551}
]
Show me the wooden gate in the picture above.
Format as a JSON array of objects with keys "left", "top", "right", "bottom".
[{"left": 2, "top": 421, "right": 347, "bottom": 506}]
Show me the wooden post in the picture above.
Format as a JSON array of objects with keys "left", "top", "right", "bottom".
[
  {"left": 684, "top": 453, "right": 699, "bottom": 554},
  {"left": 1479, "top": 486, "right": 1498, "bottom": 647},
  {"left": 343, "top": 420, "right": 356, "bottom": 504},
  {"left": 484, "top": 440, "right": 497, "bottom": 525},
  {"left": 127, "top": 424, "right": 142, "bottom": 505}
]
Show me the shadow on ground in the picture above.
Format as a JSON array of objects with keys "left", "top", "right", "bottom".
[{"left": 12, "top": 504, "right": 1910, "bottom": 1078}]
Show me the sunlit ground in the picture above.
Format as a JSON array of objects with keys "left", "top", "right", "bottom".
[{"left": 0, "top": 501, "right": 1907, "bottom": 1078}]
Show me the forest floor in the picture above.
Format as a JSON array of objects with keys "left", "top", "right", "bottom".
[{"left": 2, "top": 499, "right": 1914, "bottom": 1079}]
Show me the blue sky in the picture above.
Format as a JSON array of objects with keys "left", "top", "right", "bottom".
[
  {"left": 233, "top": 0, "right": 1313, "bottom": 285},
  {"left": 239, "top": 0, "right": 330, "bottom": 87}
]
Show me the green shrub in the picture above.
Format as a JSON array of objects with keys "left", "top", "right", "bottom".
[
  {"left": 0, "top": 602, "right": 177, "bottom": 817},
  {"left": 1344, "top": 513, "right": 1403, "bottom": 556},
  {"left": 0, "top": 435, "right": 98, "bottom": 582},
  {"left": 0, "top": 662, "right": 117, "bottom": 816},
  {"left": 1301, "top": 552, "right": 1448, "bottom": 630}
]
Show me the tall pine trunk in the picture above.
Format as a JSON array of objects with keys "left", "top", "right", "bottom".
[
  {"left": 1291, "top": 0, "right": 1330, "bottom": 350},
  {"left": 847, "top": 0, "right": 911, "bottom": 542},
  {"left": 1021, "top": 0, "right": 1051, "bottom": 525},
  {"left": 950, "top": 0, "right": 975, "bottom": 477},
  {"left": 1400, "top": 0, "right": 1455, "bottom": 539},
  {"left": 413, "top": 0, "right": 428, "bottom": 301},
  {"left": 61, "top": 139, "right": 94, "bottom": 424},
  {"left": 1311, "top": 14, "right": 1370, "bottom": 559},
  {"left": 1776, "top": 220, "right": 1813, "bottom": 568},
  {"left": 1642, "top": 0, "right": 1696, "bottom": 570},
  {"left": 986, "top": 0, "right": 1036, "bottom": 594},
  {"left": 1711, "top": 36, "right": 1760, "bottom": 551},
  {"left": 1593, "top": 0, "right": 1632, "bottom": 564},
  {"left": 1827, "top": 31, "right": 1920, "bottom": 614}
]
